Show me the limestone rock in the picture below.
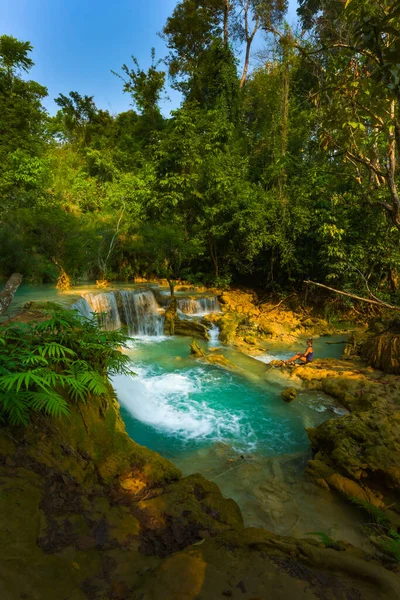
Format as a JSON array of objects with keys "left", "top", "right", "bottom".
[
  {"left": 281, "top": 387, "right": 297, "bottom": 402},
  {"left": 190, "top": 339, "right": 207, "bottom": 357},
  {"left": 307, "top": 409, "right": 400, "bottom": 512}
]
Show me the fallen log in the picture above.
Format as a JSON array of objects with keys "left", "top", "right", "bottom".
[
  {"left": 304, "top": 280, "right": 400, "bottom": 312},
  {"left": 0, "top": 273, "right": 23, "bottom": 316}
]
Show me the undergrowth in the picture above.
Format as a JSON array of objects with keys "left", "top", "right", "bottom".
[
  {"left": 351, "top": 498, "right": 400, "bottom": 565},
  {"left": 0, "top": 307, "right": 131, "bottom": 426}
]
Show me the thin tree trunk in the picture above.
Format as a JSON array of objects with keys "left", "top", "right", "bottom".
[
  {"left": 278, "top": 46, "right": 290, "bottom": 197},
  {"left": 304, "top": 280, "right": 400, "bottom": 311},
  {"left": 239, "top": 4, "right": 259, "bottom": 88},
  {"left": 167, "top": 277, "right": 175, "bottom": 298},
  {"left": 387, "top": 100, "right": 400, "bottom": 226},
  {"left": 208, "top": 235, "right": 219, "bottom": 278},
  {"left": 224, "top": 0, "right": 230, "bottom": 46},
  {"left": 0, "top": 273, "right": 23, "bottom": 316},
  {"left": 281, "top": 50, "right": 290, "bottom": 158}
]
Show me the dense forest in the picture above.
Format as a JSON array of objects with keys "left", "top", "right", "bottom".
[{"left": 1, "top": 0, "right": 399, "bottom": 304}]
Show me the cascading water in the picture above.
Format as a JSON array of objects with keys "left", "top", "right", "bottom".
[
  {"left": 82, "top": 292, "right": 122, "bottom": 330},
  {"left": 71, "top": 297, "right": 93, "bottom": 320},
  {"left": 72, "top": 288, "right": 219, "bottom": 336},
  {"left": 118, "top": 290, "right": 165, "bottom": 336},
  {"left": 74, "top": 289, "right": 164, "bottom": 336},
  {"left": 208, "top": 324, "right": 220, "bottom": 347},
  {"left": 177, "top": 296, "right": 221, "bottom": 316}
]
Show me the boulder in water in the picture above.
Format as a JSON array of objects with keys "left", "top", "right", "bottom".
[{"left": 281, "top": 387, "right": 297, "bottom": 402}]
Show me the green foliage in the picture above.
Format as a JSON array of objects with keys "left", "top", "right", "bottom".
[
  {"left": 1, "top": 10, "right": 399, "bottom": 300},
  {"left": 306, "top": 531, "right": 337, "bottom": 547},
  {"left": 379, "top": 529, "right": 400, "bottom": 563},
  {"left": 0, "top": 35, "right": 48, "bottom": 210},
  {"left": 0, "top": 308, "right": 131, "bottom": 426}
]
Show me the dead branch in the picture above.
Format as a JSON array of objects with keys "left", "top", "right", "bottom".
[{"left": 304, "top": 280, "right": 400, "bottom": 312}]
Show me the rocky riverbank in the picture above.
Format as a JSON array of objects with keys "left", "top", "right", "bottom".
[{"left": 185, "top": 288, "right": 400, "bottom": 567}]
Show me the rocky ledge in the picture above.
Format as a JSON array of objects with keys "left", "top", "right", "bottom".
[{"left": 269, "top": 356, "right": 400, "bottom": 532}]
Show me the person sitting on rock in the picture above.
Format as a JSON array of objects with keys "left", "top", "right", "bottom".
[{"left": 285, "top": 339, "right": 314, "bottom": 365}]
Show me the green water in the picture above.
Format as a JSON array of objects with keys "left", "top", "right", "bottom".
[
  {"left": 113, "top": 336, "right": 369, "bottom": 546},
  {"left": 113, "top": 335, "right": 344, "bottom": 460}
]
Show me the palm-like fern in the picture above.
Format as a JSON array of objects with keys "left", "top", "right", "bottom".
[{"left": 0, "top": 307, "right": 132, "bottom": 426}]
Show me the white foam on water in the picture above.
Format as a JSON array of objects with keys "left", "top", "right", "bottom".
[
  {"left": 333, "top": 406, "right": 350, "bottom": 416},
  {"left": 126, "top": 335, "right": 169, "bottom": 347},
  {"left": 254, "top": 352, "right": 291, "bottom": 364},
  {"left": 112, "top": 367, "right": 246, "bottom": 443}
]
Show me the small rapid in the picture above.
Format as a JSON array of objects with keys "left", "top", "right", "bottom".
[
  {"left": 177, "top": 296, "right": 221, "bottom": 316},
  {"left": 112, "top": 366, "right": 246, "bottom": 443}
]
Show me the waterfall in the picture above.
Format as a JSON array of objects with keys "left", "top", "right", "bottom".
[
  {"left": 71, "top": 298, "right": 93, "bottom": 320},
  {"left": 177, "top": 296, "right": 221, "bottom": 316},
  {"left": 79, "top": 289, "right": 164, "bottom": 336},
  {"left": 73, "top": 288, "right": 218, "bottom": 337},
  {"left": 118, "top": 290, "right": 165, "bottom": 336},
  {"left": 83, "top": 292, "right": 122, "bottom": 330},
  {"left": 208, "top": 324, "right": 220, "bottom": 347}
]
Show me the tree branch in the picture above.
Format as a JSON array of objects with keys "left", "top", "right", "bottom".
[{"left": 304, "top": 280, "right": 400, "bottom": 312}]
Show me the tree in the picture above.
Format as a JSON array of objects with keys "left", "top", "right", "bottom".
[
  {"left": 0, "top": 273, "right": 23, "bottom": 316},
  {"left": 136, "top": 224, "right": 202, "bottom": 296},
  {"left": 112, "top": 49, "right": 166, "bottom": 143},
  {"left": 299, "top": 0, "right": 400, "bottom": 227},
  {"left": 162, "top": 0, "right": 226, "bottom": 93},
  {"left": 0, "top": 35, "right": 48, "bottom": 210}
]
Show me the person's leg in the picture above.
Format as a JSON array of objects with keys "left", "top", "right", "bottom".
[{"left": 286, "top": 352, "right": 301, "bottom": 364}]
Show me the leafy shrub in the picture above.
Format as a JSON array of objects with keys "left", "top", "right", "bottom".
[{"left": 0, "top": 307, "right": 131, "bottom": 426}]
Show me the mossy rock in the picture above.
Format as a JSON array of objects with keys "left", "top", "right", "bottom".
[
  {"left": 281, "top": 387, "right": 297, "bottom": 402},
  {"left": 23, "top": 300, "right": 64, "bottom": 311},
  {"left": 307, "top": 409, "right": 400, "bottom": 500},
  {"left": 217, "top": 313, "right": 242, "bottom": 344}
]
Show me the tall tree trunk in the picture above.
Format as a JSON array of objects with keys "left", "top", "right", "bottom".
[
  {"left": 224, "top": 0, "right": 230, "bottom": 46},
  {"left": 278, "top": 46, "right": 290, "bottom": 196},
  {"left": 0, "top": 273, "right": 23, "bottom": 316},
  {"left": 387, "top": 100, "right": 400, "bottom": 226},
  {"left": 281, "top": 52, "right": 290, "bottom": 158},
  {"left": 208, "top": 235, "right": 219, "bottom": 279},
  {"left": 239, "top": 4, "right": 259, "bottom": 88}
]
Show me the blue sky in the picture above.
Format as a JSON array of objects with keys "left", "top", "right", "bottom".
[{"left": 2, "top": 0, "right": 299, "bottom": 116}]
